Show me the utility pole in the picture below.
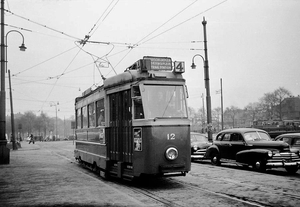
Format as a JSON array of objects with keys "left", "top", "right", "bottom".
[
  {"left": 190, "top": 17, "right": 212, "bottom": 142},
  {"left": 0, "top": 0, "right": 9, "bottom": 164},
  {"left": 220, "top": 78, "right": 224, "bottom": 130},
  {"left": 8, "top": 70, "right": 17, "bottom": 150},
  {"left": 202, "top": 17, "right": 212, "bottom": 142}
]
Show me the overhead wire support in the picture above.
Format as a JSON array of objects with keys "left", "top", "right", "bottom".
[{"left": 79, "top": 35, "right": 90, "bottom": 46}]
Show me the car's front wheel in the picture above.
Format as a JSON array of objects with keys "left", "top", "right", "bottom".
[
  {"left": 252, "top": 160, "right": 266, "bottom": 172},
  {"left": 211, "top": 153, "right": 221, "bottom": 166},
  {"left": 285, "top": 166, "right": 298, "bottom": 174}
]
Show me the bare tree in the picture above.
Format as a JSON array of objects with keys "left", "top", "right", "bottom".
[
  {"left": 260, "top": 92, "right": 277, "bottom": 120},
  {"left": 244, "top": 102, "right": 262, "bottom": 125},
  {"left": 259, "top": 87, "right": 292, "bottom": 120},
  {"left": 224, "top": 106, "right": 240, "bottom": 128},
  {"left": 20, "top": 111, "right": 37, "bottom": 135},
  {"left": 212, "top": 107, "right": 221, "bottom": 132},
  {"left": 274, "top": 87, "right": 292, "bottom": 119}
]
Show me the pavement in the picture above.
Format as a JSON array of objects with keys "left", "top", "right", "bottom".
[{"left": 0, "top": 141, "right": 149, "bottom": 207}]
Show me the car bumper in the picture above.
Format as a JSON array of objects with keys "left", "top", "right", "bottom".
[
  {"left": 266, "top": 161, "right": 300, "bottom": 167},
  {"left": 191, "top": 149, "right": 207, "bottom": 159},
  {"left": 191, "top": 154, "right": 205, "bottom": 159}
]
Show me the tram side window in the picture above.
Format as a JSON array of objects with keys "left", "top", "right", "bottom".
[
  {"left": 88, "top": 103, "right": 95, "bottom": 127},
  {"left": 96, "top": 99, "right": 105, "bottom": 126},
  {"left": 82, "top": 106, "right": 88, "bottom": 128},
  {"left": 76, "top": 108, "right": 81, "bottom": 128},
  {"left": 132, "top": 86, "right": 144, "bottom": 119}
]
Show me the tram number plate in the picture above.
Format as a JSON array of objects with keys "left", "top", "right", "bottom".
[{"left": 167, "top": 133, "right": 175, "bottom": 140}]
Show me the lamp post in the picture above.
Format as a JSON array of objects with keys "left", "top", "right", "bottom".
[
  {"left": 50, "top": 102, "right": 59, "bottom": 141},
  {"left": 0, "top": 0, "right": 27, "bottom": 163},
  {"left": 6, "top": 31, "right": 26, "bottom": 151},
  {"left": 191, "top": 17, "right": 212, "bottom": 142}
]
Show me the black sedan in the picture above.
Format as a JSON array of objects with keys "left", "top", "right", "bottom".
[
  {"left": 274, "top": 133, "right": 300, "bottom": 150},
  {"left": 190, "top": 132, "right": 212, "bottom": 161},
  {"left": 205, "top": 128, "right": 300, "bottom": 173}
]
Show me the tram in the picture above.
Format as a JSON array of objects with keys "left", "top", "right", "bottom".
[
  {"left": 74, "top": 56, "right": 191, "bottom": 180},
  {"left": 252, "top": 120, "right": 300, "bottom": 138}
]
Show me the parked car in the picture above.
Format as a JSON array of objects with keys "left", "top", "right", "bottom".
[
  {"left": 274, "top": 133, "right": 300, "bottom": 150},
  {"left": 205, "top": 128, "right": 300, "bottom": 174},
  {"left": 190, "top": 132, "right": 212, "bottom": 161}
]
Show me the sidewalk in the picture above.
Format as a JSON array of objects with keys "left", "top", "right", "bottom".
[{"left": 0, "top": 142, "right": 148, "bottom": 207}]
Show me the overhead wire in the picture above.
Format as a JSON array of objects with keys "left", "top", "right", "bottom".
[
  {"left": 4, "top": 8, "right": 81, "bottom": 41},
  {"left": 135, "top": 0, "right": 198, "bottom": 46},
  {"left": 12, "top": 46, "right": 78, "bottom": 76},
  {"left": 102, "top": 0, "right": 199, "bottom": 74},
  {"left": 139, "top": 0, "right": 228, "bottom": 45},
  {"left": 37, "top": 0, "right": 119, "bottom": 111},
  {"left": 8, "top": 0, "right": 227, "bottom": 117},
  {"left": 88, "top": 0, "right": 119, "bottom": 37},
  {"left": 108, "top": 0, "right": 228, "bottom": 72}
]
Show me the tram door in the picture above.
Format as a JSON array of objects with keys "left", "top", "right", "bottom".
[{"left": 107, "top": 90, "right": 133, "bottom": 163}]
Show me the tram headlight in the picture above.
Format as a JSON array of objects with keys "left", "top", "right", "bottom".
[{"left": 165, "top": 147, "right": 178, "bottom": 160}]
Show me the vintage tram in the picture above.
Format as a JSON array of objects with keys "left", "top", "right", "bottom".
[{"left": 74, "top": 56, "right": 191, "bottom": 180}]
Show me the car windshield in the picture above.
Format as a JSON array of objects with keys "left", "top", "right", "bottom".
[
  {"left": 191, "top": 134, "right": 207, "bottom": 143},
  {"left": 244, "top": 131, "right": 271, "bottom": 141}
]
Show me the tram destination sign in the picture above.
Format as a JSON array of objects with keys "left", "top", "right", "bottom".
[{"left": 144, "top": 56, "right": 172, "bottom": 71}]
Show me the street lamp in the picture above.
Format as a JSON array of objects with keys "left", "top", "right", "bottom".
[
  {"left": 6, "top": 30, "right": 26, "bottom": 151},
  {"left": 0, "top": 27, "right": 27, "bottom": 163},
  {"left": 191, "top": 17, "right": 212, "bottom": 142},
  {"left": 50, "top": 102, "right": 59, "bottom": 141}
]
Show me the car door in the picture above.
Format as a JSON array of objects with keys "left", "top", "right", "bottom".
[
  {"left": 217, "top": 133, "right": 231, "bottom": 159},
  {"left": 228, "top": 133, "right": 245, "bottom": 160}
]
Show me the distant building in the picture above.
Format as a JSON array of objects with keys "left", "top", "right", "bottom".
[{"left": 281, "top": 96, "right": 300, "bottom": 120}]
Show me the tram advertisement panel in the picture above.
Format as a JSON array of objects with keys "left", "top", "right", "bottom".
[{"left": 133, "top": 128, "right": 142, "bottom": 151}]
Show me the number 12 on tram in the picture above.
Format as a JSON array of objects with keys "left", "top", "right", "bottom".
[{"left": 74, "top": 56, "right": 191, "bottom": 180}]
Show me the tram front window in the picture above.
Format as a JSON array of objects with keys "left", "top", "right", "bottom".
[{"left": 142, "top": 85, "right": 188, "bottom": 119}]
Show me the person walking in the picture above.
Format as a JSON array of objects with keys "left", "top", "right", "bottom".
[{"left": 29, "top": 134, "right": 35, "bottom": 144}]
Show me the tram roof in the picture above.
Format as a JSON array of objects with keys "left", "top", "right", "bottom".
[{"left": 76, "top": 56, "right": 185, "bottom": 100}]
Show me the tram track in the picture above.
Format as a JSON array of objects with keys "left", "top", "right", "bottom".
[
  {"left": 52, "top": 150, "right": 250, "bottom": 206},
  {"left": 51, "top": 149, "right": 173, "bottom": 206},
  {"left": 169, "top": 178, "right": 267, "bottom": 207},
  {"left": 48, "top": 144, "right": 300, "bottom": 206},
  {"left": 189, "top": 162, "right": 300, "bottom": 206},
  {"left": 190, "top": 171, "right": 300, "bottom": 201}
]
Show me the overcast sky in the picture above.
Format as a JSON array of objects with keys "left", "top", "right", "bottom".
[{"left": 3, "top": 0, "right": 300, "bottom": 119}]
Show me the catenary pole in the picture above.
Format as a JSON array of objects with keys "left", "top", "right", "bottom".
[{"left": 0, "top": 0, "right": 9, "bottom": 164}]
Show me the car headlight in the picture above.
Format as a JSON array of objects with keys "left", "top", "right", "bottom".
[
  {"left": 193, "top": 145, "right": 198, "bottom": 150},
  {"left": 267, "top": 151, "right": 273, "bottom": 157},
  {"left": 165, "top": 147, "right": 178, "bottom": 160}
]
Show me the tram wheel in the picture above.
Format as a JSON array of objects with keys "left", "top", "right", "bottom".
[
  {"left": 99, "top": 170, "right": 109, "bottom": 180},
  {"left": 92, "top": 162, "right": 97, "bottom": 172}
]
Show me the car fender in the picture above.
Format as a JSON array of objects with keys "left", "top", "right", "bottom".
[
  {"left": 205, "top": 145, "right": 219, "bottom": 158},
  {"left": 236, "top": 149, "right": 269, "bottom": 164}
]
